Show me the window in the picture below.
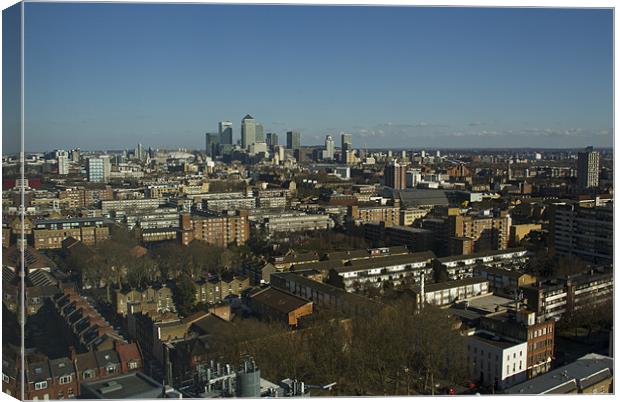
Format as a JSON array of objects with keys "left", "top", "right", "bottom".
[
  {"left": 59, "top": 375, "right": 72, "bottom": 385},
  {"left": 83, "top": 370, "right": 94, "bottom": 380},
  {"left": 2, "top": 374, "right": 9, "bottom": 383},
  {"left": 128, "top": 362, "right": 138, "bottom": 370},
  {"left": 106, "top": 365, "right": 116, "bottom": 374},
  {"left": 35, "top": 381, "right": 48, "bottom": 390}
]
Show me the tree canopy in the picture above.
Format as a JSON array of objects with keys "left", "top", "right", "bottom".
[{"left": 209, "top": 300, "right": 467, "bottom": 396}]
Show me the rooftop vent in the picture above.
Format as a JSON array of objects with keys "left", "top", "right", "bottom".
[{"left": 99, "top": 381, "right": 123, "bottom": 395}]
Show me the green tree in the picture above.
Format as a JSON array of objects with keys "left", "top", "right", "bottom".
[
  {"left": 109, "top": 224, "right": 140, "bottom": 247},
  {"left": 153, "top": 242, "right": 186, "bottom": 279},
  {"left": 174, "top": 274, "right": 197, "bottom": 316},
  {"left": 125, "top": 255, "right": 159, "bottom": 288},
  {"left": 95, "top": 239, "right": 134, "bottom": 302}
]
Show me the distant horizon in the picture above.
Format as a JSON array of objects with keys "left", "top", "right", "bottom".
[
  {"left": 5, "top": 145, "right": 614, "bottom": 156},
  {"left": 3, "top": 3, "right": 613, "bottom": 153}
]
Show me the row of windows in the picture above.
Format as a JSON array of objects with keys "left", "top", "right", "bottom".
[
  {"left": 34, "top": 381, "right": 48, "bottom": 390},
  {"left": 506, "top": 360, "right": 523, "bottom": 376},
  {"left": 530, "top": 339, "right": 553, "bottom": 351},
  {"left": 529, "top": 326, "right": 552, "bottom": 339},
  {"left": 506, "top": 351, "right": 523, "bottom": 360}
]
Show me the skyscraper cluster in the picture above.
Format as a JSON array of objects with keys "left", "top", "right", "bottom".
[
  {"left": 204, "top": 115, "right": 311, "bottom": 158},
  {"left": 202, "top": 115, "right": 360, "bottom": 164}
]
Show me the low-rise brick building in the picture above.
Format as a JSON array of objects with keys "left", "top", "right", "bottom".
[{"left": 248, "top": 287, "right": 313, "bottom": 328}]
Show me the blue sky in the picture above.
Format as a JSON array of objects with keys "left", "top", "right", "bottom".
[{"left": 3, "top": 3, "right": 614, "bottom": 152}]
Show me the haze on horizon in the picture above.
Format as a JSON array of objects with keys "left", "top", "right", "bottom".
[{"left": 2, "top": 3, "right": 614, "bottom": 153}]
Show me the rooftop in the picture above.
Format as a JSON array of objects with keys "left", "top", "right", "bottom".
[
  {"left": 291, "top": 260, "right": 344, "bottom": 272},
  {"left": 474, "top": 265, "right": 532, "bottom": 279},
  {"left": 271, "top": 272, "right": 382, "bottom": 313},
  {"left": 464, "top": 293, "right": 515, "bottom": 313},
  {"left": 505, "top": 353, "right": 613, "bottom": 394},
  {"left": 272, "top": 251, "right": 320, "bottom": 264},
  {"left": 326, "top": 246, "right": 410, "bottom": 262},
  {"left": 420, "top": 277, "right": 488, "bottom": 293},
  {"left": 190, "top": 314, "right": 231, "bottom": 337},
  {"left": 34, "top": 216, "right": 108, "bottom": 225},
  {"left": 3, "top": 245, "right": 55, "bottom": 271},
  {"left": 386, "top": 225, "right": 433, "bottom": 234},
  {"left": 437, "top": 247, "right": 528, "bottom": 264},
  {"left": 334, "top": 251, "right": 436, "bottom": 273},
  {"left": 49, "top": 357, "right": 75, "bottom": 377},
  {"left": 396, "top": 189, "right": 450, "bottom": 207},
  {"left": 250, "top": 287, "right": 312, "bottom": 314},
  {"left": 80, "top": 372, "right": 165, "bottom": 399},
  {"left": 469, "top": 331, "right": 524, "bottom": 350}
]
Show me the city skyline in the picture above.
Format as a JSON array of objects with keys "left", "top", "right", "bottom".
[
  {"left": 3, "top": 4, "right": 614, "bottom": 153},
  {"left": 2, "top": 3, "right": 616, "bottom": 400}
]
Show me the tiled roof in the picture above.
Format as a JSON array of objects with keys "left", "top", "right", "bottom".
[
  {"left": 115, "top": 343, "right": 142, "bottom": 365},
  {"left": 49, "top": 357, "right": 76, "bottom": 378}
]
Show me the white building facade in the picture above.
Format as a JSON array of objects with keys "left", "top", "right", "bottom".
[{"left": 467, "top": 332, "right": 528, "bottom": 390}]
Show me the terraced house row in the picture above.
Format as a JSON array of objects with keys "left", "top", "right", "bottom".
[
  {"left": 52, "top": 286, "right": 127, "bottom": 352},
  {"left": 2, "top": 343, "right": 143, "bottom": 400}
]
